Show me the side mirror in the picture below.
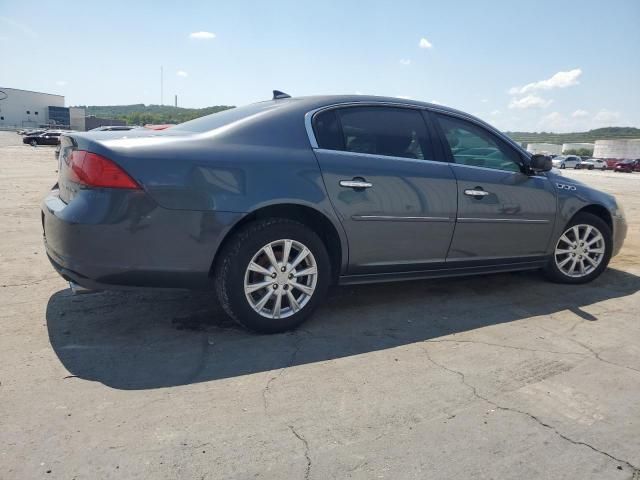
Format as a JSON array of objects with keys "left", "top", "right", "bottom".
[{"left": 529, "top": 154, "right": 552, "bottom": 173}]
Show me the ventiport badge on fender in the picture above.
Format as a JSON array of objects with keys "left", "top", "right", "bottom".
[{"left": 557, "top": 183, "right": 577, "bottom": 191}]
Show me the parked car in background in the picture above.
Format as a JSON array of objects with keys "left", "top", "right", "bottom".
[
  {"left": 604, "top": 158, "right": 621, "bottom": 169},
  {"left": 42, "top": 94, "right": 627, "bottom": 333},
  {"left": 19, "top": 129, "right": 46, "bottom": 136},
  {"left": 613, "top": 159, "right": 640, "bottom": 173},
  {"left": 551, "top": 155, "right": 582, "bottom": 169},
  {"left": 578, "top": 159, "right": 608, "bottom": 170},
  {"left": 89, "top": 125, "right": 137, "bottom": 132},
  {"left": 23, "top": 130, "right": 65, "bottom": 146}
]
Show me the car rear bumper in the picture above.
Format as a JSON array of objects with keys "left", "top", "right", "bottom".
[{"left": 42, "top": 188, "right": 244, "bottom": 290}]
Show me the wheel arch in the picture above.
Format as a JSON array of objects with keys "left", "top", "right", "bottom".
[
  {"left": 210, "top": 202, "right": 347, "bottom": 283},
  {"left": 574, "top": 204, "right": 613, "bottom": 231}
]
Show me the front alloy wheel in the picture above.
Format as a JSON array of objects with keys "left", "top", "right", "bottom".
[
  {"left": 544, "top": 212, "right": 612, "bottom": 284},
  {"left": 554, "top": 224, "right": 605, "bottom": 278}
]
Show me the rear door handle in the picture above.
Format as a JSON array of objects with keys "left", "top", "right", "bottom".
[{"left": 340, "top": 179, "right": 373, "bottom": 189}]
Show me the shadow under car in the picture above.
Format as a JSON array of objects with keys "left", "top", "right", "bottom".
[{"left": 46, "top": 268, "right": 640, "bottom": 390}]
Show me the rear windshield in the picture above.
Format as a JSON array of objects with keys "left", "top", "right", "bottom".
[{"left": 171, "top": 102, "right": 282, "bottom": 133}]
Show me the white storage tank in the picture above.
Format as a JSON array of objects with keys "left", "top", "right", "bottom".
[
  {"left": 593, "top": 139, "right": 640, "bottom": 159},
  {"left": 526, "top": 143, "right": 562, "bottom": 155}
]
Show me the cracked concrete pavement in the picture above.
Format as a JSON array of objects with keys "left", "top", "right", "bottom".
[{"left": 1, "top": 131, "right": 639, "bottom": 479}]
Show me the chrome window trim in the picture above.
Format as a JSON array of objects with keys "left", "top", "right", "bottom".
[
  {"left": 314, "top": 148, "right": 449, "bottom": 166},
  {"left": 304, "top": 100, "right": 534, "bottom": 165},
  {"left": 304, "top": 101, "right": 429, "bottom": 150},
  {"left": 449, "top": 162, "right": 548, "bottom": 180}
]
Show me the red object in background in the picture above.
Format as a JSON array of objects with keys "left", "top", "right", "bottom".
[
  {"left": 613, "top": 159, "right": 640, "bottom": 173},
  {"left": 144, "top": 124, "right": 174, "bottom": 130},
  {"left": 604, "top": 158, "right": 620, "bottom": 168}
]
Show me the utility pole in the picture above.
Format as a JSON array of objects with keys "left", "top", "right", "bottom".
[
  {"left": 174, "top": 94, "right": 177, "bottom": 107},
  {"left": 160, "top": 66, "right": 164, "bottom": 105}
]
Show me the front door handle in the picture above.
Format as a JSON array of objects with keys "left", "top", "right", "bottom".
[
  {"left": 464, "top": 188, "right": 490, "bottom": 198},
  {"left": 340, "top": 178, "right": 373, "bottom": 189}
]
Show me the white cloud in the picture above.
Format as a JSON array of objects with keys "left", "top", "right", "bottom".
[
  {"left": 0, "top": 16, "right": 38, "bottom": 38},
  {"left": 508, "top": 95, "right": 553, "bottom": 109},
  {"left": 480, "top": 98, "right": 489, "bottom": 103},
  {"left": 490, "top": 110, "right": 501, "bottom": 116},
  {"left": 419, "top": 37, "right": 433, "bottom": 49},
  {"left": 571, "top": 109, "right": 589, "bottom": 118},
  {"left": 430, "top": 99, "right": 442, "bottom": 105},
  {"left": 399, "top": 58, "right": 411, "bottom": 66},
  {"left": 509, "top": 68, "right": 582, "bottom": 95},
  {"left": 189, "top": 31, "right": 216, "bottom": 40},
  {"left": 176, "top": 70, "right": 188, "bottom": 77},
  {"left": 593, "top": 109, "right": 620, "bottom": 125},
  {"left": 55, "top": 80, "right": 67, "bottom": 86}
]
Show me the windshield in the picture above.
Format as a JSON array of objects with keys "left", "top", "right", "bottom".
[{"left": 171, "top": 102, "right": 283, "bottom": 133}]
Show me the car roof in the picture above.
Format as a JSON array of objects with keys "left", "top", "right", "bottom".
[{"left": 271, "top": 94, "right": 467, "bottom": 116}]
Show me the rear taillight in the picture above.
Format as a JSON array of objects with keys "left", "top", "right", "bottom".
[{"left": 68, "top": 150, "right": 140, "bottom": 189}]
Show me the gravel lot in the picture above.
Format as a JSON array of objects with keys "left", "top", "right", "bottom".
[{"left": 1, "top": 130, "right": 639, "bottom": 479}]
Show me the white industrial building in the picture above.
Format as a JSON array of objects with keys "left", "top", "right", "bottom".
[
  {"left": 526, "top": 143, "right": 562, "bottom": 155},
  {"left": 562, "top": 143, "right": 594, "bottom": 153},
  {"left": 593, "top": 139, "right": 640, "bottom": 160},
  {"left": 0, "top": 87, "right": 66, "bottom": 129}
]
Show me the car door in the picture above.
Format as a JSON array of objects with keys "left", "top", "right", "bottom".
[
  {"left": 310, "top": 105, "right": 458, "bottom": 274},
  {"left": 432, "top": 111, "right": 557, "bottom": 262}
]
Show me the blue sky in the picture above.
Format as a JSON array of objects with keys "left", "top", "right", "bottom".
[{"left": 1, "top": 0, "right": 638, "bottom": 132}]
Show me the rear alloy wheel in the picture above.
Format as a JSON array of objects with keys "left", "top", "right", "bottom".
[
  {"left": 244, "top": 239, "right": 318, "bottom": 320},
  {"left": 30, "top": 140, "right": 38, "bottom": 147},
  {"left": 543, "top": 213, "right": 612, "bottom": 284},
  {"left": 215, "top": 218, "right": 330, "bottom": 333}
]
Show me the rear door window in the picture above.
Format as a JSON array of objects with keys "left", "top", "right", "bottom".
[{"left": 314, "top": 106, "right": 434, "bottom": 160}]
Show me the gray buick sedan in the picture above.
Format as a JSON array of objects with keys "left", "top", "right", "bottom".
[{"left": 42, "top": 93, "right": 627, "bottom": 333}]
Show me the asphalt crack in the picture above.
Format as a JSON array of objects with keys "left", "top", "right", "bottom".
[
  {"left": 538, "top": 323, "right": 640, "bottom": 375},
  {"left": 262, "top": 332, "right": 305, "bottom": 414},
  {"left": 289, "top": 425, "right": 312, "bottom": 480},
  {"left": 422, "top": 343, "right": 640, "bottom": 475}
]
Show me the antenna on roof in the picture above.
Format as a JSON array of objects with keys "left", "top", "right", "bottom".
[{"left": 273, "top": 90, "right": 291, "bottom": 100}]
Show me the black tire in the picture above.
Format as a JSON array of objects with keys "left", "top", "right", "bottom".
[
  {"left": 560, "top": 163, "right": 566, "bottom": 169},
  {"left": 214, "top": 218, "right": 330, "bottom": 333},
  {"left": 30, "top": 140, "right": 38, "bottom": 147},
  {"left": 543, "top": 212, "right": 612, "bottom": 284},
  {"left": 588, "top": 166, "right": 594, "bottom": 170}
]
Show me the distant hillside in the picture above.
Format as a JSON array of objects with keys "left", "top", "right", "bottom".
[
  {"left": 75, "top": 104, "right": 235, "bottom": 126},
  {"left": 505, "top": 127, "right": 640, "bottom": 145}
]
